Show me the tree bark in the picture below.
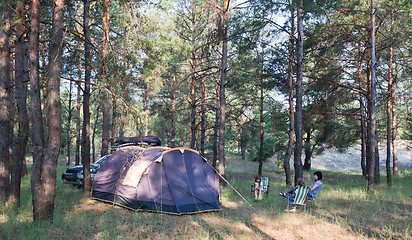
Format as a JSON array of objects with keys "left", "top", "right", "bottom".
[
  {"left": 218, "top": 0, "right": 229, "bottom": 185},
  {"left": 75, "top": 47, "right": 82, "bottom": 166},
  {"left": 190, "top": 49, "right": 197, "bottom": 149},
  {"left": 144, "top": 81, "right": 149, "bottom": 136},
  {"left": 92, "top": 104, "right": 101, "bottom": 163},
  {"left": 0, "top": 1, "right": 12, "bottom": 202},
  {"left": 386, "top": 8, "right": 394, "bottom": 186},
  {"left": 283, "top": 0, "right": 294, "bottom": 186},
  {"left": 212, "top": 81, "right": 219, "bottom": 168},
  {"left": 11, "top": 0, "right": 29, "bottom": 205},
  {"left": 9, "top": 49, "right": 15, "bottom": 176},
  {"left": 200, "top": 74, "right": 206, "bottom": 155},
  {"left": 258, "top": 76, "right": 264, "bottom": 177},
  {"left": 33, "top": 0, "right": 65, "bottom": 220},
  {"left": 303, "top": 129, "right": 312, "bottom": 171},
  {"left": 358, "top": 49, "right": 367, "bottom": 177},
  {"left": 66, "top": 79, "right": 72, "bottom": 166},
  {"left": 392, "top": 96, "right": 398, "bottom": 175},
  {"left": 82, "top": 0, "right": 92, "bottom": 194},
  {"left": 360, "top": 96, "right": 367, "bottom": 177},
  {"left": 374, "top": 127, "right": 380, "bottom": 184},
  {"left": 29, "top": 0, "right": 46, "bottom": 221},
  {"left": 180, "top": 116, "right": 185, "bottom": 147},
  {"left": 100, "top": 0, "right": 111, "bottom": 157},
  {"left": 111, "top": 95, "right": 117, "bottom": 138},
  {"left": 293, "top": 0, "right": 304, "bottom": 185},
  {"left": 390, "top": 6, "right": 398, "bottom": 176},
  {"left": 169, "top": 89, "right": 176, "bottom": 148},
  {"left": 367, "top": 0, "right": 377, "bottom": 193}
]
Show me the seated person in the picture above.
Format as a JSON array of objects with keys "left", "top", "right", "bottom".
[
  {"left": 254, "top": 176, "right": 262, "bottom": 200},
  {"left": 279, "top": 171, "right": 323, "bottom": 211}
]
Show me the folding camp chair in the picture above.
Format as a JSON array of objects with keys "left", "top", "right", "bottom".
[
  {"left": 284, "top": 186, "right": 310, "bottom": 212},
  {"left": 250, "top": 177, "right": 270, "bottom": 196},
  {"left": 307, "top": 187, "right": 321, "bottom": 211}
]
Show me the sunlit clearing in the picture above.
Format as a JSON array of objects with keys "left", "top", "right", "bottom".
[{"left": 221, "top": 200, "right": 245, "bottom": 209}]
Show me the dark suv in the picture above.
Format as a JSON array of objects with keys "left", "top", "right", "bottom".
[
  {"left": 62, "top": 136, "right": 162, "bottom": 185},
  {"left": 62, "top": 154, "right": 111, "bottom": 185}
]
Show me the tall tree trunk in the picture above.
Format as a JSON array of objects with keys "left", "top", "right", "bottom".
[
  {"left": 200, "top": 75, "right": 206, "bottom": 155},
  {"left": 374, "top": 128, "right": 380, "bottom": 184},
  {"left": 82, "top": 0, "right": 92, "bottom": 194},
  {"left": 118, "top": 39, "right": 127, "bottom": 138},
  {"left": 390, "top": 6, "right": 398, "bottom": 176},
  {"left": 169, "top": 75, "right": 177, "bottom": 148},
  {"left": 11, "top": 0, "right": 29, "bottom": 205},
  {"left": 30, "top": 0, "right": 46, "bottom": 221},
  {"left": 358, "top": 49, "right": 367, "bottom": 177},
  {"left": 75, "top": 48, "right": 82, "bottom": 166},
  {"left": 144, "top": 81, "right": 149, "bottom": 136},
  {"left": 66, "top": 79, "right": 72, "bottom": 166},
  {"left": 392, "top": 96, "right": 398, "bottom": 175},
  {"left": 293, "top": 0, "right": 304, "bottom": 185},
  {"left": 212, "top": 82, "right": 219, "bottom": 168},
  {"left": 21, "top": 15, "right": 29, "bottom": 177},
  {"left": 100, "top": 0, "right": 111, "bottom": 157},
  {"left": 190, "top": 52, "right": 197, "bottom": 149},
  {"left": 9, "top": 49, "right": 15, "bottom": 175},
  {"left": 283, "top": 0, "right": 294, "bottom": 186},
  {"left": 92, "top": 105, "right": 101, "bottom": 163},
  {"left": 303, "top": 129, "right": 311, "bottom": 170},
  {"left": 258, "top": 78, "right": 264, "bottom": 177},
  {"left": 0, "top": 1, "right": 12, "bottom": 202},
  {"left": 169, "top": 92, "right": 176, "bottom": 148},
  {"left": 118, "top": 105, "right": 125, "bottom": 137},
  {"left": 367, "top": 0, "right": 377, "bottom": 193},
  {"left": 218, "top": 0, "right": 229, "bottom": 185},
  {"left": 386, "top": 8, "right": 394, "bottom": 186},
  {"left": 111, "top": 96, "right": 117, "bottom": 138},
  {"left": 240, "top": 127, "right": 246, "bottom": 160},
  {"left": 180, "top": 116, "right": 185, "bottom": 147},
  {"left": 37, "top": 0, "right": 65, "bottom": 220},
  {"left": 360, "top": 97, "right": 367, "bottom": 177}
]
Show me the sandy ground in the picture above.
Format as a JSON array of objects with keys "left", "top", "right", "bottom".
[
  {"left": 311, "top": 140, "right": 411, "bottom": 173},
  {"left": 227, "top": 140, "right": 411, "bottom": 173}
]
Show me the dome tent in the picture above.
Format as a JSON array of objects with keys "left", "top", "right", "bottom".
[{"left": 92, "top": 146, "right": 220, "bottom": 215}]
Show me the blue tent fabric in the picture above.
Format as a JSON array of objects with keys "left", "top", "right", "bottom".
[{"left": 92, "top": 147, "right": 220, "bottom": 215}]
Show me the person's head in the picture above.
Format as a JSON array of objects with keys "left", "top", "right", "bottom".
[
  {"left": 255, "top": 176, "right": 261, "bottom": 182},
  {"left": 297, "top": 178, "right": 305, "bottom": 186},
  {"left": 313, "top": 171, "right": 323, "bottom": 181}
]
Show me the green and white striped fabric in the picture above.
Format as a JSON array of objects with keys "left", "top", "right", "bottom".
[
  {"left": 293, "top": 186, "right": 310, "bottom": 205},
  {"left": 261, "top": 177, "right": 269, "bottom": 192}
]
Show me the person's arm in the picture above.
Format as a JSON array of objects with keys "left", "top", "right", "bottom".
[{"left": 310, "top": 183, "right": 319, "bottom": 191}]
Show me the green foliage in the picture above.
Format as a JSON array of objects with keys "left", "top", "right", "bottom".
[{"left": 248, "top": 137, "right": 283, "bottom": 162}]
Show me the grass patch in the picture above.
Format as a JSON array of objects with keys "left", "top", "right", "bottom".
[{"left": 0, "top": 163, "right": 411, "bottom": 239}]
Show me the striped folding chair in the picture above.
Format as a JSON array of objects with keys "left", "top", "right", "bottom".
[
  {"left": 261, "top": 177, "right": 270, "bottom": 195},
  {"left": 285, "top": 186, "right": 310, "bottom": 212}
]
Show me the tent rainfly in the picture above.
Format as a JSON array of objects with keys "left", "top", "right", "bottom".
[{"left": 92, "top": 146, "right": 220, "bottom": 215}]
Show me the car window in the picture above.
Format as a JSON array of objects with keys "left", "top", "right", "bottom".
[{"left": 94, "top": 155, "right": 110, "bottom": 164}]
